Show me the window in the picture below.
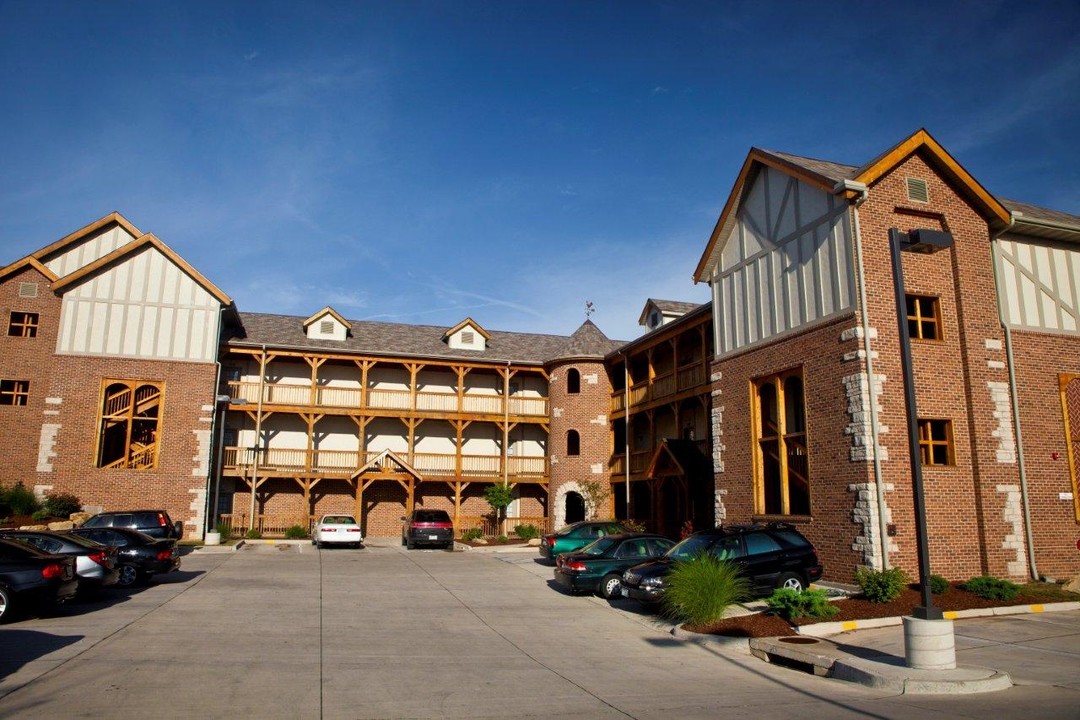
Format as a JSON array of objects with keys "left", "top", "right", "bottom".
[
  {"left": 0, "top": 380, "right": 29, "bottom": 406},
  {"left": 918, "top": 419, "right": 954, "bottom": 466},
  {"left": 906, "top": 294, "right": 942, "bottom": 341},
  {"left": 567, "top": 368, "right": 581, "bottom": 394},
  {"left": 96, "top": 380, "right": 163, "bottom": 469},
  {"left": 8, "top": 312, "right": 39, "bottom": 337},
  {"left": 753, "top": 369, "right": 810, "bottom": 516},
  {"left": 566, "top": 429, "right": 580, "bottom": 456}
]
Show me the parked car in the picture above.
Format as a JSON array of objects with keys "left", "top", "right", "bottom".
[
  {"left": 553, "top": 533, "right": 676, "bottom": 598},
  {"left": 538, "top": 520, "right": 630, "bottom": 564},
  {"left": 401, "top": 509, "right": 454, "bottom": 549},
  {"left": 312, "top": 515, "right": 363, "bottom": 549},
  {"left": 69, "top": 527, "right": 181, "bottom": 587},
  {"left": 80, "top": 510, "right": 183, "bottom": 540},
  {"left": 0, "top": 530, "right": 120, "bottom": 594},
  {"left": 621, "top": 523, "right": 822, "bottom": 605},
  {"left": 0, "top": 538, "right": 79, "bottom": 622}
]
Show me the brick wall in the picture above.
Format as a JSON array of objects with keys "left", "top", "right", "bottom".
[{"left": 548, "top": 359, "right": 612, "bottom": 528}]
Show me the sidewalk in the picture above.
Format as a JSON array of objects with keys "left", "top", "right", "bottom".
[{"left": 739, "top": 604, "right": 1079, "bottom": 694}]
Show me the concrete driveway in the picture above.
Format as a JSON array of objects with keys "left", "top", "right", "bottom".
[{"left": 0, "top": 541, "right": 1077, "bottom": 719}]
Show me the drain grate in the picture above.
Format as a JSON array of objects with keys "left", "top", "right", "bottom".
[{"left": 778, "top": 636, "right": 820, "bottom": 645}]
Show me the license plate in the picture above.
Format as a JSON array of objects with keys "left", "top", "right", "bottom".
[
  {"left": 428, "top": 535, "right": 438, "bottom": 540},
  {"left": 621, "top": 587, "right": 629, "bottom": 597}
]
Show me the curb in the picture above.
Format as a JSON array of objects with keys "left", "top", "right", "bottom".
[
  {"left": 796, "top": 600, "right": 1080, "bottom": 637},
  {"left": 670, "top": 624, "right": 752, "bottom": 652}
]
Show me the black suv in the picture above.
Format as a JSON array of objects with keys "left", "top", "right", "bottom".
[
  {"left": 401, "top": 509, "right": 454, "bottom": 550},
  {"left": 81, "top": 510, "right": 184, "bottom": 540},
  {"left": 621, "top": 523, "right": 822, "bottom": 604}
]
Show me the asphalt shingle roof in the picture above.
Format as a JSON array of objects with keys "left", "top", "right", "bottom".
[{"left": 228, "top": 313, "right": 625, "bottom": 365}]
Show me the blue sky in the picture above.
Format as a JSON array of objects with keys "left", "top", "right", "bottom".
[{"left": 2, "top": 1, "right": 1078, "bottom": 341}]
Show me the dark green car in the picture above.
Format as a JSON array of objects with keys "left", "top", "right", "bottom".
[
  {"left": 553, "top": 533, "right": 676, "bottom": 598},
  {"left": 538, "top": 520, "right": 629, "bottom": 564}
]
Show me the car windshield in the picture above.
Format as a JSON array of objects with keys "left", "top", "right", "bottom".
[
  {"left": 579, "top": 537, "right": 617, "bottom": 556},
  {"left": 665, "top": 534, "right": 716, "bottom": 560},
  {"left": 323, "top": 516, "right": 356, "bottom": 525}
]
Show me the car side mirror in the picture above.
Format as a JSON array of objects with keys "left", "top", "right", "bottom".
[{"left": 174, "top": 521, "right": 183, "bottom": 537}]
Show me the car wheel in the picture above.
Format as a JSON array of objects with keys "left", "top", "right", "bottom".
[
  {"left": 599, "top": 574, "right": 622, "bottom": 599},
  {"left": 116, "top": 564, "right": 139, "bottom": 588},
  {"left": 0, "top": 585, "right": 12, "bottom": 623},
  {"left": 777, "top": 572, "right": 806, "bottom": 592},
  {"left": 313, "top": 539, "right": 320, "bottom": 549},
  {"left": 406, "top": 536, "right": 415, "bottom": 550}
]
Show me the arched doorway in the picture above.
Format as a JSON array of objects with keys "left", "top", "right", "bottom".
[{"left": 564, "top": 491, "right": 585, "bottom": 524}]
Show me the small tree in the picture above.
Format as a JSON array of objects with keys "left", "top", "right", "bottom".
[
  {"left": 578, "top": 479, "right": 610, "bottom": 520},
  {"left": 483, "top": 484, "right": 514, "bottom": 536}
]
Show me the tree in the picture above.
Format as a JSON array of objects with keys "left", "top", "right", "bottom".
[
  {"left": 578, "top": 479, "right": 610, "bottom": 520},
  {"left": 483, "top": 484, "right": 515, "bottom": 535}
]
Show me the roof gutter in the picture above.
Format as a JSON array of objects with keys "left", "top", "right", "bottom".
[{"left": 835, "top": 178, "right": 892, "bottom": 570}]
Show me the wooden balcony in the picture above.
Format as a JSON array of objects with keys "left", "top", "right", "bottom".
[
  {"left": 227, "top": 381, "right": 548, "bottom": 418},
  {"left": 610, "top": 361, "right": 709, "bottom": 412},
  {"left": 224, "top": 446, "right": 548, "bottom": 481}
]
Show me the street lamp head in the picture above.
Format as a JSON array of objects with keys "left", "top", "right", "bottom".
[{"left": 900, "top": 228, "right": 954, "bottom": 254}]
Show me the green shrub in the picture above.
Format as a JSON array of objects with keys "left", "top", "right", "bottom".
[
  {"left": 496, "top": 535, "right": 509, "bottom": 544},
  {"left": 661, "top": 554, "right": 750, "bottom": 625},
  {"left": 461, "top": 528, "right": 483, "bottom": 541},
  {"left": 854, "top": 566, "right": 908, "bottom": 603},
  {"left": 766, "top": 588, "right": 840, "bottom": 621},
  {"left": 622, "top": 519, "right": 647, "bottom": 533},
  {"left": 245, "top": 529, "right": 262, "bottom": 540},
  {"left": 284, "top": 525, "right": 308, "bottom": 539},
  {"left": 514, "top": 523, "right": 539, "bottom": 540},
  {"left": 43, "top": 492, "right": 82, "bottom": 518},
  {"left": 929, "top": 574, "right": 950, "bottom": 595},
  {"left": 216, "top": 521, "right": 233, "bottom": 540},
  {"left": 31, "top": 508, "right": 50, "bottom": 522},
  {"left": 5, "top": 483, "right": 40, "bottom": 516},
  {"left": 962, "top": 576, "right": 1020, "bottom": 601}
]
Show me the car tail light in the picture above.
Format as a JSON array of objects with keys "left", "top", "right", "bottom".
[
  {"left": 157, "top": 512, "right": 168, "bottom": 527},
  {"left": 88, "top": 550, "right": 110, "bottom": 567},
  {"left": 41, "top": 562, "right": 65, "bottom": 579},
  {"left": 543, "top": 535, "right": 555, "bottom": 546},
  {"left": 564, "top": 560, "right": 587, "bottom": 572},
  {"left": 156, "top": 549, "right": 173, "bottom": 561}
]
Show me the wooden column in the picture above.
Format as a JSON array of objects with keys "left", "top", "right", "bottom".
[{"left": 305, "top": 357, "right": 326, "bottom": 406}]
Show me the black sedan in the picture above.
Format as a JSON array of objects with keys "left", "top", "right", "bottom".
[
  {"left": 554, "top": 533, "right": 676, "bottom": 598},
  {"left": 0, "top": 537, "right": 78, "bottom": 622},
  {"left": 69, "top": 527, "right": 181, "bottom": 587},
  {"left": 0, "top": 530, "right": 120, "bottom": 594}
]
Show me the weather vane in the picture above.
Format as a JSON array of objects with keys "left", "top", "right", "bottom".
[{"left": 585, "top": 300, "right": 595, "bottom": 319}]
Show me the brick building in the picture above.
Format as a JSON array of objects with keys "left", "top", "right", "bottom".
[{"left": 694, "top": 129, "right": 1080, "bottom": 581}]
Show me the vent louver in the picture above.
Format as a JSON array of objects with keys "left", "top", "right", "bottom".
[
  {"left": 320, "top": 320, "right": 334, "bottom": 334},
  {"left": 906, "top": 178, "right": 929, "bottom": 203},
  {"left": 18, "top": 282, "right": 38, "bottom": 298}
]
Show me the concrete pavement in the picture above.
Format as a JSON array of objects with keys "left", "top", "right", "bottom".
[{"left": 0, "top": 540, "right": 1077, "bottom": 719}]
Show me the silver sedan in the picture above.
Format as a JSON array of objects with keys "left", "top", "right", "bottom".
[{"left": 312, "top": 515, "right": 363, "bottom": 549}]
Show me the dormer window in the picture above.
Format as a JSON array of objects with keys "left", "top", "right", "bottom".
[
  {"left": 303, "top": 307, "right": 351, "bottom": 342},
  {"left": 443, "top": 317, "right": 490, "bottom": 351}
]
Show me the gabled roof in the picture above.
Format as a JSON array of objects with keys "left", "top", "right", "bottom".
[
  {"left": 30, "top": 212, "right": 142, "bottom": 264},
  {"left": 0, "top": 256, "right": 59, "bottom": 284},
  {"left": 353, "top": 449, "right": 422, "bottom": 481},
  {"left": 694, "top": 129, "right": 1012, "bottom": 282},
  {"left": 442, "top": 317, "right": 492, "bottom": 342},
  {"left": 51, "top": 232, "right": 233, "bottom": 306},
  {"left": 637, "top": 298, "right": 701, "bottom": 326},
  {"left": 645, "top": 439, "right": 711, "bottom": 480},
  {"left": 304, "top": 306, "right": 352, "bottom": 330}
]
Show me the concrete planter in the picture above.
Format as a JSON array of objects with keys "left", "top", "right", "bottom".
[{"left": 204, "top": 531, "right": 222, "bottom": 546}]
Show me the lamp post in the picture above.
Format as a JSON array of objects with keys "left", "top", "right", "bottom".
[{"left": 889, "top": 227, "right": 954, "bottom": 670}]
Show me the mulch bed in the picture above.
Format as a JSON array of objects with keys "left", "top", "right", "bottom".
[
  {"left": 686, "top": 583, "right": 1076, "bottom": 638},
  {"left": 457, "top": 538, "right": 532, "bottom": 548}
]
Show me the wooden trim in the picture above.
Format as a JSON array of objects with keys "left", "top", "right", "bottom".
[
  {"left": 0, "top": 256, "right": 60, "bottom": 283},
  {"left": 442, "top": 317, "right": 492, "bottom": 341},
  {"left": 303, "top": 306, "right": 352, "bottom": 330},
  {"left": 30, "top": 212, "right": 143, "bottom": 263},
  {"left": 1059, "top": 374, "right": 1080, "bottom": 523},
  {"left": 51, "top": 233, "right": 233, "bottom": 305}
]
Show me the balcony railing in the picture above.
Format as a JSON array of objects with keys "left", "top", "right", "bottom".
[
  {"left": 227, "top": 381, "right": 547, "bottom": 417},
  {"left": 218, "top": 513, "right": 550, "bottom": 537},
  {"left": 610, "top": 361, "right": 709, "bottom": 412},
  {"left": 225, "top": 446, "right": 547, "bottom": 479}
]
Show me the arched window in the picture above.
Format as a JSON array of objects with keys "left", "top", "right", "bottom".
[
  {"left": 567, "top": 368, "right": 581, "bottom": 394},
  {"left": 97, "top": 380, "right": 163, "bottom": 469},
  {"left": 566, "top": 429, "right": 580, "bottom": 456}
]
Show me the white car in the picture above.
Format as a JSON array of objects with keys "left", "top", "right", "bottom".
[{"left": 312, "top": 515, "right": 363, "bottom": 549}]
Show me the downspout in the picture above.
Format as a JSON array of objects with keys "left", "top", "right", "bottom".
[
  {"left": 990, "top": 216, "right": 1038, "bottom": 579},
  {"left": 619, "top": 351, "right": 631, "bottom": 510},
  {"left": 503, "top": 360, "right": 510, "bottom": 486},
  {"left": 205, "top": 358, "right": 223, "bottom": 538},
  {"left": 837, "top": 179, "right": 891, "bottom": 570},
  {"left": 248, "top": 344, "right": 267, "bottom": 533}
]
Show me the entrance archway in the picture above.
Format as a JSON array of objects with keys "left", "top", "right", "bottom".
[{"left": 564, "top": 491, "right": 585, "bottom": 524}]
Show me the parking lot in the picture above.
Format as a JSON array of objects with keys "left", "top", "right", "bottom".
[{"left": 1, "top": 541, "right": 1078, "bottom": 719}]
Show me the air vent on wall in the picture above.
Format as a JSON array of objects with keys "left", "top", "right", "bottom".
[
  {"left": 906, "top": 178, "right": 929, "bottom": 203},
  {"left": 461, "top": 331, "right": 475, "bottom": 345},
  {"left": 18, "top": 282, "right": 38, "bottom": 298},
  {"left": 320, "top": 320, "right": 334, "bottom": 334}
]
